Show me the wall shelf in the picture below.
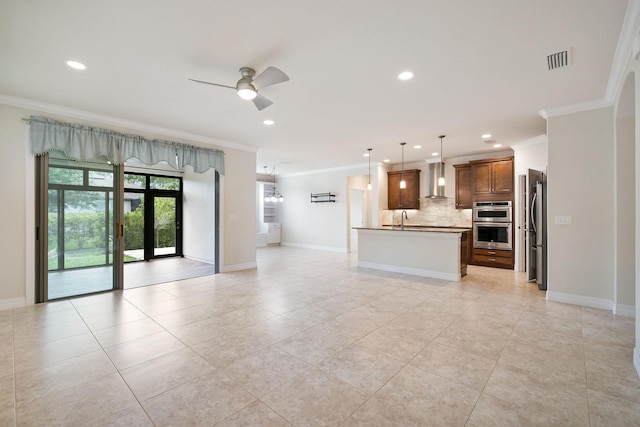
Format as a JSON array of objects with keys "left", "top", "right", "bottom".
[{"left": 311, "top": 192, "right": 336, "bottom": 203}]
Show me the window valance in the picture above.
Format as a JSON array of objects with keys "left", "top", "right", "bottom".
[{"left": 29, "top": 116, "right": 225, "bottom": 174}]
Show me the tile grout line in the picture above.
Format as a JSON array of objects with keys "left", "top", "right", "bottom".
[
  {"left": 11, "top": 309, "right": 17, "bottom": 427},
  {"left": 69, "top": 298, "right": 159, "bottom": 426},
  {"left": 581, "top": 306, "right": 593, "bottom": 427},
  {"left": 335, "top": 297, "right": 456, "bottom": 425},
  {"left": 460, "top": 302, "right": 524, "bottom": 427}
]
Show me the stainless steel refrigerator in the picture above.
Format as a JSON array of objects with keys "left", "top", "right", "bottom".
[{"left": 526, "top": 169, "right": 546, "bottom": 290}]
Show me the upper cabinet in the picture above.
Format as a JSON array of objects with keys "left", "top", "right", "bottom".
[
  {"left": 453, "top": 164, "right": 472, "bottom": 209},
  {"left": 388, "top": 169, "right": 420, "bottom": 210},
  {"left": 470, "top": 157, "right": 514, "bottom": 197}
]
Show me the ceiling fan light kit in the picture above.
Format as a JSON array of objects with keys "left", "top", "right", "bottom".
[
  {"left": 190, "top": 66, "right": 289, "bottom": 110},
  {"left": 237, "top": 84, "right": 257, "bottom": 100}
]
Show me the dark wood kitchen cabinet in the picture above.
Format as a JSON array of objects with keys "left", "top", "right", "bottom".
[
  {"left": 460, "top": 231, "right": 470, "bottom": 277},
  {"left": 471, "top": 248, "right": 514, "bottom": 269},
  {"left": 453, "top": 164, "right": 472, "bottom": 209},
  {"left": 470, "top": 157, "right": 514, "bottom": 198},
  {"left": 388, "top": 169, "right": 420, "bottom": 210}
]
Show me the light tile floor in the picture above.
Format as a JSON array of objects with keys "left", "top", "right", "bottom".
[{"left": 1, "top": 246, "right": 639, "bottom": 426}]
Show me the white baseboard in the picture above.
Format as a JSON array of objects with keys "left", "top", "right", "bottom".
[
  {"left": 220, "top": 261, "right": 257, "bottom": 272},
  {"left": 0, "top": 296, "right": 26, "bottom": 312},
  {"left": 614, "top": 304, "right": 636, "bottom": 318},
  {"left": 546, "top": 291, "right": 614, "bottom": 311},
  {"left": 281, "top": 242, "right": 347, "bottom": 253},
  {"left": 357, "top": 261, "right": 460, "bottom": 282},
  {"left": 183, "top": 255, "right": 215, "bottom": 265},
  {"left": 634, "top": 347, "right": 640, "bottom": 380}
]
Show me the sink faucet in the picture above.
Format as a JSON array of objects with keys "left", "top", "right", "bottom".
[{"left": 401, "top": 210, "right": 408, "bottom": 229}]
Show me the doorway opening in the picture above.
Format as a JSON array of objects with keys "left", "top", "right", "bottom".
[
  {"left": 36, "top": 152, "right": 219, "bottom": 302},
  {"left": 123, "top": 172, "right": 183, "bottom": 262}
]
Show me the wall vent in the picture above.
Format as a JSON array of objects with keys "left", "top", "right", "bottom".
[{"left": 547, "top": 48, "right": 572, "bottom": 70}]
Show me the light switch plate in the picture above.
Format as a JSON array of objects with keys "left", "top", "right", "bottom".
[{"left": 555, "top": 215, "right": 572, "bottom": 225}]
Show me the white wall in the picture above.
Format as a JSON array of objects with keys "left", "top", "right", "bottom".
[
  {"left": 0, "top": 105, "right": 28, "bottom": 309},
  {"left": 218, "top": 146, "right": 257, "bottom": 271},
  {"left": 0, "top": 102, "right": 257, "bottom": 309},
  {"left": 615, "top": 73, "right": 636, "bottom": 314},
  {"left": 547, "top": 106, "right": 615, "bottom": 308},
  {"left": 183, "top": 168, "right": 216, "bottom": 264},
  {"left": 278, "top": 165, "right": 368, "bottom": 252}
]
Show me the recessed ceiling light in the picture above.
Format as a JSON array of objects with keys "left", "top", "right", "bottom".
[
  {"left": 363, "top": 152, "right": 370, "bottom": 157},
  {"left": 493, "top": 143, "right": 502, "bottom": 148},
  {"left": 482, "top": 133, "right": 492, "bottom": 139},
  {"left": 263, "top": 120, "right": 274, "bottom": 126},
  {"left": 66, "top": 60, "right": 87, "bottom": 70},
  {"left": 398, "top": 71, "right": 414, "bottom": 81},
  {"left": 413, "top": 145, "right": 422, "bottom": 149},
  {"left": 432, "top": 152, "right": 439, "bottom": 156},
  {"left": 383, "top": 159, "right": 390, "bottom": 163}
]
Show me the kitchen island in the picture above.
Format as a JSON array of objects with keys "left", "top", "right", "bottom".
[{"left": 354, "top": 226, "right": 470, "bottom": 281}]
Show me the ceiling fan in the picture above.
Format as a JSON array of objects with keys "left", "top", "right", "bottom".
[{"left": 189, "top": 66, "right": 289, "bottom": 111}]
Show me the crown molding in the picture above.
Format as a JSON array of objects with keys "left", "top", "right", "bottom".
[
  {"left": 539, "top": 98, "right": 611, "bottom": 119},
  {"left": 606, "top": 0, "right": 640, "bottom": 102},
  {"left": 510, "top": 134, "right": 547, "bottom": 150},
  {"left": 282, "top": 162, "right": 369, "bottom": 178},
  {"left": 446, "top": 150, "right": 514, "bottom": 165},
  {"left": 0, "top": 93, "right": 257, "bottom": 153}
]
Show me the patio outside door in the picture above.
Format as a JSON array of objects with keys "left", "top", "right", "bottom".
[
  {"left": 123, "top": 173, "right": 182, "bottom": 262},
  {"left": 152, "top": 194, "right": 179, "bottom": 258}
]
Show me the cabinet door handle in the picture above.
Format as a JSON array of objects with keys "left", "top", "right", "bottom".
[
  {"left": 488, "top": 258, "right": 496, "bottom": 261},
  {"left": 487, "top": 251, "right": 496, "bottom": 255}
]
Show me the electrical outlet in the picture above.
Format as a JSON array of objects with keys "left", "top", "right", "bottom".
[{"left": 555, "top": 215, "right": 572, "bottom": 225}]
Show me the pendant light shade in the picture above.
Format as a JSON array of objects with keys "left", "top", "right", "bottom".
[
  {"left": 367, "top": 148, "right": 373, "bottom": 191},
  {"left": 399, "top": 142, "right": 406, "bottom": 189},
  {"left": 438, "top": 135, "right": 445, "bottom": 187}
]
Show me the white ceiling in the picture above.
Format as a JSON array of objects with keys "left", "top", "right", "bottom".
[{"left": 0, "top": 0, "right": 630, "bottom": 174}]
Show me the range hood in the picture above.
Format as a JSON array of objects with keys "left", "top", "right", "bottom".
[{"left": 425, "top": 162, "right": 447, "bottom": 199}]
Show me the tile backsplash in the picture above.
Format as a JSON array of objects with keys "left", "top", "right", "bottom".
[{"left": 382, "top": 197, "right": 472, "bottom": 227}]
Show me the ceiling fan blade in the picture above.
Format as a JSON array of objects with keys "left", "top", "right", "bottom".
[
  {"left": 251, "top": 66, "right": 289, "bottom": 89},
  {"left": 252, "top": 94, "right": 273, "bottom": 111},
  {"left": 188, "top": 78, "right": 235, "bottom": 90}
]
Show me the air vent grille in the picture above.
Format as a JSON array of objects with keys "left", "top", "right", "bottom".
[{"left": 547, "top": 48, "right": 572, "bottom": 70}]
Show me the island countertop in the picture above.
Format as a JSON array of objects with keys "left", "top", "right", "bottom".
[
  {"left": 354, "top": 227, "right": 470, "bottom": 281},
  {"left": 354, "top": 226, "right": 471, "bottom": 233}
]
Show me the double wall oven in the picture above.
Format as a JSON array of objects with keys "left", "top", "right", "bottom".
[{"left": 472, "top": 201, "right": 512, "bottom": 250}]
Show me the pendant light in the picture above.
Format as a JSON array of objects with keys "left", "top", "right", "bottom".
[
  {"left": 437, "top": 135, "right": 446, "bottom": 187},
  {"left": 367, "top": 148, "right": 373, "bottom": 191},
  {"left": 399, "top": 142, "right": 407, "bottom": 189},
  {"left": 263, "top": 165, "right": 284, "bottom": 203}
]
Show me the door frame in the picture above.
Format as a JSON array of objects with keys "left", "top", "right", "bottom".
[
  {"left": 145, "top": 191, "right": 183, "bottom": 260},
  {"left": 123, "top": 171, "right": 184, "bottom": 262},
  {"left": 35, "top": 153, "right": 124, "bottom": 302}
]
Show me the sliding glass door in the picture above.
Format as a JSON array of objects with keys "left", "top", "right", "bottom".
[{"left": 36, "top": 151, "right": 123, "bottom": 301}]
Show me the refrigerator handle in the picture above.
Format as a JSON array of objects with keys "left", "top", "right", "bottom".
[{"left": 530, "top": 192, "right": 537, "bottom": 233}]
